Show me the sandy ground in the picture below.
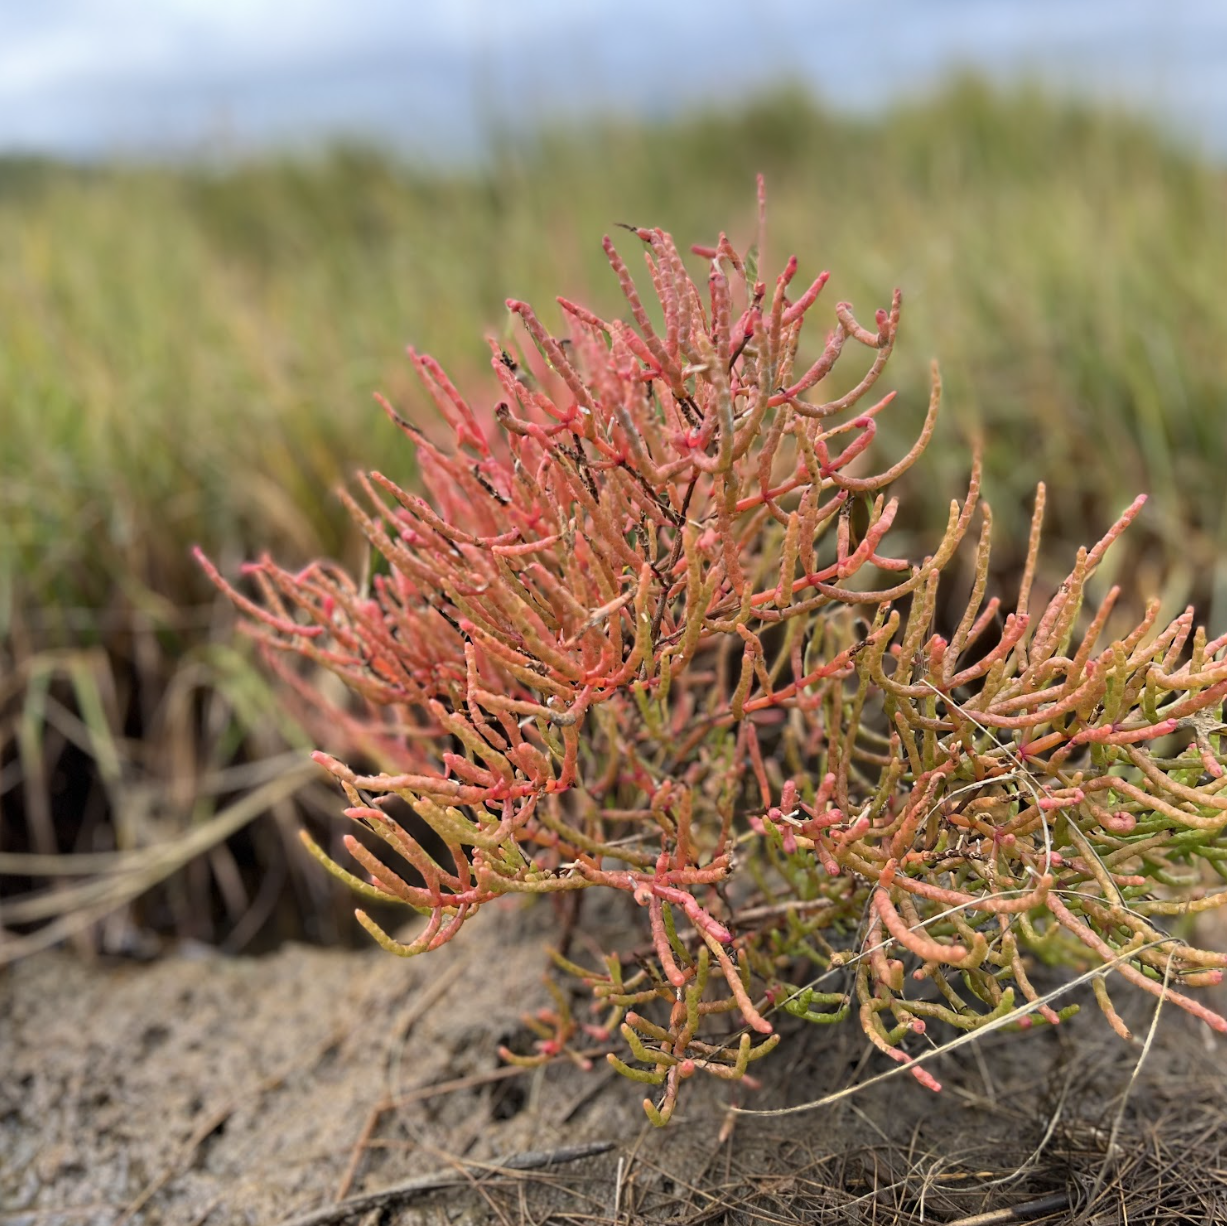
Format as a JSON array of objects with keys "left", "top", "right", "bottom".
[{"left": 5, "top": 900, "right": 1227, "bottom": 1225}]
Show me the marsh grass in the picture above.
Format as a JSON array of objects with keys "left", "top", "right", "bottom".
[{"left": 3, "top": 78, "right": 1226, "bottom": 950}]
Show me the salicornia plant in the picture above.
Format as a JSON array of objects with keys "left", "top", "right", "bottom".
[{"left": 200, "top": 181, "right": 1227, "bottom": 1125}]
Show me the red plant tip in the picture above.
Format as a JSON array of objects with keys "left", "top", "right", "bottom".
[
  {"left": 910, "top": 1019, "right": 926, "bottom": 1034},
  {"left": 672, "top": 426, "right": 707, "bottom": 452},
  {"left": 193, "top": 545, "right": 230, "bottom": 584},
  {"left": 1103, "top": 811, "right": 1138, "bottom": 834},
  {"left": 1038, "top": 790, "right": 1082, "bottom": 811},
  {"left": 678, "top": 1059, "right": 696, "bottom": 1078},
  {"left": 1018, "top": 1016, "right": 1034, "bottom": 1030},
  {"left": 690, "top": 244, "right": 718, "bottom": 258}
]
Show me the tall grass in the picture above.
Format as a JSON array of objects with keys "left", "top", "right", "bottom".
[
  {"left": 3, "top": 78, "right": 1226, "bottom": 948},
  {"left": 5, "top": 80, "right": 1227, "bottom": 628}
]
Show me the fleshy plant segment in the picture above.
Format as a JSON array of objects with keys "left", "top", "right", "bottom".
[{"left": 200, "top": 181, "right": 1227, "bottom": 1126}]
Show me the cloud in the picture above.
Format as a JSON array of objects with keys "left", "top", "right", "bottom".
[{"left": 0, "top": 0, "right": 1224, "bottom": 158}]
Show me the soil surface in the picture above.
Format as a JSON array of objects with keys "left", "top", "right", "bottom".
[{"left": 5, "top": 900, "right": 1227, "bottom": 1225}]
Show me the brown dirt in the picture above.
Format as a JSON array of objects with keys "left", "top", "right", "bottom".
[{"left": 5, "top": 901, "right": 1227, "bottom": 1225}]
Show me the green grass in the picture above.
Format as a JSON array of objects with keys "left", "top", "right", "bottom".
[
  {"left": 5, "top": 78, "right": 1227, "bottom": 638},
  {"left": 4, "top": 78, "right": 1227, "bottom": 948}
]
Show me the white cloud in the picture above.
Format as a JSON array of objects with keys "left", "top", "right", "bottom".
[{"left": 0, "top": 0, "right": 1224, "bottom": 158}]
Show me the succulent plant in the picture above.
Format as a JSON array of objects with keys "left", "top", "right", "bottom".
[{"left": 200, "top": 180, "right": 1227, "bottom": 1125}]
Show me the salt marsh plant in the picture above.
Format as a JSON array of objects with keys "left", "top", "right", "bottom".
[{"left": 201, "top": 181, "right": 1227, "bottom": 1124}]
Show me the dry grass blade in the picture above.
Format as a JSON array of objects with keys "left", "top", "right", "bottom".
[
  {"left": 273, "top": 1142, "right": 615, "bottom": 1226},
  {"left": 0, "top": 759, "right": 317, "bottom": 964},
  {"left": 731, "top": 943, "right": 1175, "bottom": 1119}
]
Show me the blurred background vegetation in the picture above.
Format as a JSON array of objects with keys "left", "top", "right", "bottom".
[{"left": 3, "top": 80, "right": 1226, "bottom": 956}]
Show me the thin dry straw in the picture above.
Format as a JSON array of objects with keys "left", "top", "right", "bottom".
[{"left": 732, "top": 938, "right": 1177, "bottom": 1118}]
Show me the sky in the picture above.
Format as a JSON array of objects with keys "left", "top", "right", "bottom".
[{"left": 1, "top": 1, "right": 1225, "bottom": 161}]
